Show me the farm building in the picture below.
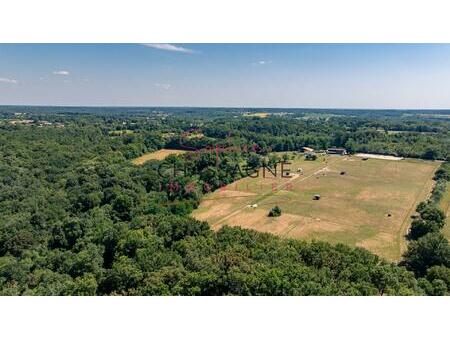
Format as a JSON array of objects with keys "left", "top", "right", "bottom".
[
  {"left": 327, "top": 147, "right": 347, "bottom": 155},
  {"left": 301, "top": 146, "right": 314, "bottom": 153}
]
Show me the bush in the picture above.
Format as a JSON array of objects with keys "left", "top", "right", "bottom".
[
  {"left": 402, "top": 233, "right": 450, "bottom": 277},
  {"left": 305, "top": 153, "right": 317, "bottom": 161},
  {"left": 408, "top": 204, "right": 445, "bottom": 240},
  {"left": 268, "top": 206, "right": 282, "bottom": 217}
]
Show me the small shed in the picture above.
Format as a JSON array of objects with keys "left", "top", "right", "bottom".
[
  {"left": 327, "top": 147, "right": 347, "bottom": 155},
  {"left": 302, "top": 146, "right": 315, "bottom": 153},
  {"left": 313, "top": 195, "right": 321, "bottom": 200}
]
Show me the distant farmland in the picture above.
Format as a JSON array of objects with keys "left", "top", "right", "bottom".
[
  {"left": 132, "top": 149, "right": 188, "bottom": 165},
  {"left": 192, "top": 153, "right": 440, "bottom": 261}
]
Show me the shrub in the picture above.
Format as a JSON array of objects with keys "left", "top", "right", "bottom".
[{"left": 268, "top": 206, "right": 282, "bottom": 217}]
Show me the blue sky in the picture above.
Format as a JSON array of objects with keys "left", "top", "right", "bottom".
[{"left": 1, "top": 44, "right": 450, "bottom": 108}]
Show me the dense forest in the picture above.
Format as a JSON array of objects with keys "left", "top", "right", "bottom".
[{"left": 0, "top": 107, "right": 449, "bottom": 295}]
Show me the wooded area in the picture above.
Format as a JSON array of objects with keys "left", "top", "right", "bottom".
[{"left": 0, "top": 107, "right": 449, "bottom": 295}]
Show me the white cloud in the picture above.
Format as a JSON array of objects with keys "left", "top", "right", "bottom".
[
  {"left": 143, "top": 43, "right": 197, "bottom": 54},
  {"left": 252, "top": 60, "right": 272, "bottom": 66},
  {"left": 0, "top": 77, "right": 18, "bottom": 84},
  {"left": 154, "top": 83, "right": 171, "bottom": 90},
  {"left": 53, "top": 70, "right": 70, "bottom": 76}
]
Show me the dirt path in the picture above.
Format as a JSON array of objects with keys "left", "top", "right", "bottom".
[{"left": 211, "top": 156, "right": 345, "bottom": 228}]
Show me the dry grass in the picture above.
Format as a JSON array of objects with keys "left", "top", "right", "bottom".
[
  {"left": 131, "top": 149, "right": 188, "bottom": 165},
  {"left": 243, "top": 112, "right": 269, "bottom": 118},
  {"left": 109, "top": 130, "right": 134, "bottom": 136},
  {"left": 192, "top": 153, "right": 440, "bottom": 261},
  {"left": 186, "top": 132, "right": 204, "bottom": 139}
]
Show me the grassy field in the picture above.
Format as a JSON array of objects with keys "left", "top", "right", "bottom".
[
  {"left": 440, "top": 182, "right": 450, "bottom": 240},
  {"left": 243, "top": 112, "right": 269, "bottom": 118},
  {"left": 109, "top": 130, "right": 135, "bottom": 136},
  {"left": 192, "top": 153, "right": 440, "bottom": 261},
  {"left": 131, "top": 149, "right": 187, "bottom": 165}
]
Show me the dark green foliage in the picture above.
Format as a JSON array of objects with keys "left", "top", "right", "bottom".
[
  {"left": 434, "top": 162, "right": 450, "bottom": 181},
  {"left": 401, "top": 161, "right": 450, "bottom": 294},
  {"left": 305, "top": 153, "right": 317, "bottom": 161},
  {"left": 402, "top": 233, "right": 450, "bottom": 277},
  {"left": 430, "top": 180, "right": 447, "bottom": 204},
  {"left": 1, "top": 109, "right": 448, "bottom": 295},
  {"left": 268, "top": 206, "right": 282, "bottom": 217},
  {"left": 200, "top": 115, "right": 450, "bottom": 160},
  {"left": 417, "top": 265, "right": 450, "bottom": 295},
  {"left": 409, "top": 203, "right": 446, "bottom": 240},
  {"left": 426, "top": 265, "right": 450, "bottom": 288}
]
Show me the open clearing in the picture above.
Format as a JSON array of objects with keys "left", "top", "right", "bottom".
[
  {"left": 132, "top": 149, "right": 187, "bottom": 165},
  {"left": 192, "top": 153, "right": 440, "bottom": 261},
  {"left": 243, "top": 112, "right": 269, "bottom": 118}
]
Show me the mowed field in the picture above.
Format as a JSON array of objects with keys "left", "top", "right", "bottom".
[
  {"left": 192, "top": 153, "right": 440, "bottom": 261},
  {"left": 132, "top": 149, "right": 188, "bottom": 165}
]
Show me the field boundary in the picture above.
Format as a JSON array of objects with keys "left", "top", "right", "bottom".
[
  {"left": 194, "top": 155, "right": 440, "bottom": 261},
  {"left": 397, "top": 164, "right": 438, "bottom": 257}
]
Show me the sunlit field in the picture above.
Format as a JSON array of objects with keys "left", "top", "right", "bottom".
[
  {"left": 193, "top": 153, "right": 440, "bottom": 261},
  {"left": 132, "top": 149, "right": 188, "bottom": 165}
]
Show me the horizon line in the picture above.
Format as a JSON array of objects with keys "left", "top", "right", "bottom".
[{"left": 1, "top": 104, "right": 450, "bottom": 111}]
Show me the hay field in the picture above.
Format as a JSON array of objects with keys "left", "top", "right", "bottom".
[
  {"left": 192, "top": 153, "right": 439, "bottom": 261},
  {"left": 132, "top": 149, "right": 187, "bottom": 165},
  {"left": 243, "top": 112, "right": 269, "bottom": 118}
]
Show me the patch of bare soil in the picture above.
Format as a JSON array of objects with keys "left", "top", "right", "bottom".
[
  {"left": 219, "top": 210, "right": 353, "bottom": 239},
  {"left": 217, "top": 208, "right": 294, "bottom": 235},
  {"left": 355, "top": 188, "right": 402, "bottom": 202},
  {"left": 193, "top": 202, "right": 237, "bottom": 224},
  {"left": 357, "top": 232, "right": 396, "bottom": 259},
  {"left": 283, "top": 213, "right": 357, "bottom": 238},
  {"left": 204, "top": 189, "right": 257, "bottom": 199}
]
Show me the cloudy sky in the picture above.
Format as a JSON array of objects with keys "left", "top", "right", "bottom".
[{"left": 1, "top": 43, "right": 450, "bottom": 108}]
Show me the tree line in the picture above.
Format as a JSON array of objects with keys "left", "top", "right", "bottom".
[
  {"left": 0, "top": 111, "right": 449, "bottom": 295},
  {"left": 401, "top": 162, "right": 450, "bottom": 295}
]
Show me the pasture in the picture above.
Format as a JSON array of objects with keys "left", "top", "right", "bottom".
[
  {"left": 192, "top": 153, "right": 440, "bottom": 261},
  {"left": 131, "top": 149, "right": 187, "bottom": 165}
]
